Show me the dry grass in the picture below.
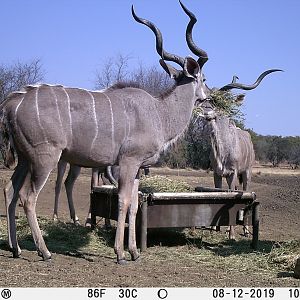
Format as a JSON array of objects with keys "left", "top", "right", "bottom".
[{"left": 253, "top": 165, "right": 300, "bottom": 176}]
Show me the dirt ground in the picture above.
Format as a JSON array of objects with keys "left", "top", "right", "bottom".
[{"left": 0, "top": 166, "right": 299, "bottom": 287}]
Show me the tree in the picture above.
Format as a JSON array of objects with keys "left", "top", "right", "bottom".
[
  {"left": 0, "top": 59, "right": 44, "bottom": 103},
  {"left": 266, "top": 136, "right": 286, "bottom": 167},
  {"left": 280, "top": 136, "right": 300, "bottom": 169},
  {"left": 95, "top": 53, "right": 132, "bottom": 89},
  {"left": 131, "top": 62, "right": 172, "bottom": 96},
  {"left": 94, "top": 53, "right": 173, "bottom": 95}
]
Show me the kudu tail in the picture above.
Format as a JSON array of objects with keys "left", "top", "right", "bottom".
[{"left": 0, "top": 113, "right": 17, "bottom": 169}]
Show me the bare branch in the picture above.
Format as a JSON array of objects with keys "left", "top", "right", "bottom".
[{"left": 0, "top": 59, "right": 44, "bottom": 102}]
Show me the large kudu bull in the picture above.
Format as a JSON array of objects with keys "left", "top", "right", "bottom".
[
  {"left": 0, "top": 2, "right": 211, "bottom": 264},
  {"left": 0, "top": 1, "right": 281, "bottom": 264}
]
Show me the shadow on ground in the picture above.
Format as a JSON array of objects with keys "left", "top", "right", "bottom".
[{"left": 0, "top": 218, "right": 294, "bottom": 260}]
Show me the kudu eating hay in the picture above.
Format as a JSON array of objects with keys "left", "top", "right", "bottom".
[
  {"left": 198, "top": 70, "right": 282, "bottom": 239},
  {"left": 1, "top": 2, "right": 210, "bottom": 264}
]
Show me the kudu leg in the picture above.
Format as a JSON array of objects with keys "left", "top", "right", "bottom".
[
  {"left": 19, "top": 168, "right": 53, "bottom": 260},
  {"left": 65, "top": 165, "right": 81, "bottom": 225},
  {"left": 4, "top": 159, "right": 28, "bottom": 257},
  {"left": 20, "top": 150, "right": 61, "bottom": 260},
  {"left": 114, "top": 161, "right": 140, "bottom": 264},
  {"left": 53, "top": 160, "right": 67, "bottom": 221},
  {"left": 128, "top": 174, "right": 140, "bottom": 261}
]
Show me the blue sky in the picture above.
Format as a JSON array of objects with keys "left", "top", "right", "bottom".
[{"left": 1, "top": 0, "right": 299, "bottom": 136}]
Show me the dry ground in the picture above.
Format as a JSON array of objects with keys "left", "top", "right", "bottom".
[{"left": 0, "top": 166, "right": 299, "bottom": 287}]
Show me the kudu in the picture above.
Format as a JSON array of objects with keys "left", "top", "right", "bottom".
[
  {"left": 1, "top": 2, "right": 210, "bottom": 264},
  {"left": 53, "top": 162, "right": 118, "bottom": 226},
  {"left": 200, "top": 70, "right": 282, "bottom": 239}
]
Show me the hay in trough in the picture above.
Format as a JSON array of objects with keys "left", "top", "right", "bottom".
[{"left": 139, "top": 175, "right": 194, "bottom": 193}]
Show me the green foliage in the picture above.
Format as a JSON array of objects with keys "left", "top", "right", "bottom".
[{"left": 209, "top": 89, "right": 245, "bottom": 125}]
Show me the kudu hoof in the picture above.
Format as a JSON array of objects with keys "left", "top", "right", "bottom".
[
  {"left": 74, "top": 219, "right": 81, "bottom": 226},
  {"left": 37, "top": 250, "right": 52, "bottom": 261},
  {"left": 130, "top": 251, "right": 140, "bottom": 262},
  {"left": 11, "top": 247, "right": 21, "bottom": 258},
  {"left": 131, "top": 255, "right": 141, "bottom": 263},
  {"left": 43, "top": 255, "right": 52, "bottom": 262},
  {"left": 85, "top": 218, "right": 92, "bottom": 228},
  {"left": 117, "top": 259, "right": 128, "bottom": 265}
]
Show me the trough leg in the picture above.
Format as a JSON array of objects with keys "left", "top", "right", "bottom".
[
  {"left": 90, "top": 193, "right": 97, "bottom": 230},
  {"left": 140, "top": 197, "right": 148, "bottom": 252},
  {"left": 251, "top": 202, "right": 260, "bottom": 250}
]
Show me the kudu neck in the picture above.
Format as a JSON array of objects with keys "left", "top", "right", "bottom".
[
  {"left": 157, "top": 79, "right": 196, "bottom": 145},
  {"left": 208, "top": 116, "right": 235, "bottom": 161}
]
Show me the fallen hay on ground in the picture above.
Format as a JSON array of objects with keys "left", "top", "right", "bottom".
[{"left": 0, "top": 216, "right": 299, "bottom": 281}]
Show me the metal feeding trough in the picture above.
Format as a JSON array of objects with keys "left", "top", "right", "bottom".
[{"left": 90, "top": 185, "right": 259, "bottom": 251}]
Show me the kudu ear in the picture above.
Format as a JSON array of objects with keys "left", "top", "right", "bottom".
[
  {"left": 159, "top": 59, "right": 181, "bottom": 79},
  {"left": 235, "top": 94, "right": 245, "bottom": 104},
  {"left": 183, "top": 57, "right": 200, "bottom": 78}
]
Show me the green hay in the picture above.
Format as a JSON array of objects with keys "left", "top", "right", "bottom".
[{"left": 139, "top": 175, "right": 193, "bottom": 193}]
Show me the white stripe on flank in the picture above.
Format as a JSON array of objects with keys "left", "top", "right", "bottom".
[
  {"left": 50, "top": 87, "right": 63, "bottom": 130},
  {"left": 86, "top": 91, "right": 98, "bottom": 152},
  {"left": 61, "top": 87, "right": 73, "bottom": 139},
  {"left": 35, "top": 86, "right": 48, "bottom": 142},
  {"left": 102, "top": 93, "right": 115, "bottom": 154},
  {"left": 14, "top": 95, "right": 25, "bottom": 123},
  {"left": 122, "top": 99, "right": 130, "bottom": 142}
]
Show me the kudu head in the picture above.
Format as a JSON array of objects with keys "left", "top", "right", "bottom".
[
  {"left": 202, "top": 69, "right": 283, "bottom": 123},
  {"left": 131, "top": 3, "right": 209, "bottom": 103}
]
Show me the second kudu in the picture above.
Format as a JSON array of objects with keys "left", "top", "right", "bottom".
[
  {"left": 194, "top": 70, "right": 281, "bottom": 239},
  {"left": 1, "top": 2, "right": 211, "bottom": 264},
  {"left": 53, "top": 162, "right": 118, "bottom": 226}
]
